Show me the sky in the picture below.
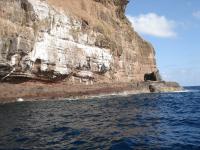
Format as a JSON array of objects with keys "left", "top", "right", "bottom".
[{"left": 126, "top": 0, "right": 200, "bottom": 86}]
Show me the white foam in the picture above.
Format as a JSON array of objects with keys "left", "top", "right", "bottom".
[
  {"left": 17, "top": 98, "right": 24, "bottom": 102},
  {"left": 165, "top": 89, "right": 199, "bottom": 93}
]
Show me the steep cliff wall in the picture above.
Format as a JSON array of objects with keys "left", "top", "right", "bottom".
[{"left": 0, "top": 0, "right": 160, "bottom": 83}]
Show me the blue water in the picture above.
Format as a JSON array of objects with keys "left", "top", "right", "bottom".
[{"left": 0, "top": 87, "right": 200, "bottom": 150}]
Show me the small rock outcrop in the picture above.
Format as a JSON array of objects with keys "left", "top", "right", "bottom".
[
  {"left": 0, "top": 0, "right": 159, "bottom": 83},
  {"left": 149, "top": 82, "right": 183, "bottom": 93}
]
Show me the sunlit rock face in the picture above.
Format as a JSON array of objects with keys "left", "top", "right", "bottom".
[{"left": 0, "top": 0, "right": 159, "bottom": 83}]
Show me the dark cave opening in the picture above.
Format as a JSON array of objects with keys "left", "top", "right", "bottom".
[{"left": 144, "top": 71, "right": 161, "bottom": 82}]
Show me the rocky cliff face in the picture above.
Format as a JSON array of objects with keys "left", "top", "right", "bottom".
[{"left": 0, "top": 0, "right": 160, "bottom": 83}]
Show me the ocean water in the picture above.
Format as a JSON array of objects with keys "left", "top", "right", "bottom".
[{"left": 0, "top": 87, "right": 200, "bottom": 150}]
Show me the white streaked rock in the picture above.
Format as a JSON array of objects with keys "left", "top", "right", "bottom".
[{"left": 28, "top": 0, "right": 113, "bottom": 76}]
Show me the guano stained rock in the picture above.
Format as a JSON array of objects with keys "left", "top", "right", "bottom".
[{"left": 0, "top": 0, "right": 159, "bottom": 83}]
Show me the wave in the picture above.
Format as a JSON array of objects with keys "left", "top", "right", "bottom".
[
  {"left": 171, "top": 89, "right": 200, "bottom": 93},
  {"left": 60, "top": 91, "right": 147, "bottom": 101}
]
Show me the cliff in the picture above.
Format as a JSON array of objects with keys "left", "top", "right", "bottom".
[{"left": 0, "top": 0, "right": 160, "bottom": 83}]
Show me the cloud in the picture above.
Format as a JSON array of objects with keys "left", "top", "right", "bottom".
[
  {"left": 193, "top": 11, "right": 200, "bottom": 19},
  {"left": 127, "top": 13, "right": 177, "bottom": 38},
  {"left": 160, "top": 68, "right": 200, "bottom": 86}
]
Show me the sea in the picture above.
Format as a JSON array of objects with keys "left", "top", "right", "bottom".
[{"left": 0, "top": 86, "right": 200, "bottom": 150}]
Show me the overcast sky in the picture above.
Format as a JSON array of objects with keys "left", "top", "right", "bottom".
[{"left": 126, "top": 0, "right": 200, "bottom": 86}]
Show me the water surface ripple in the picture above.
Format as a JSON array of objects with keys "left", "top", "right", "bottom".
[{"left": 0, "top": 87, "right": 200, "bottom": 149}]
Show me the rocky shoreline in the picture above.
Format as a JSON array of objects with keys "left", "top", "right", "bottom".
[
  {"left": 0, "top": 0, "right": 183, "bottom": 104},
  {"left": 0, "top": 81, "right": 182, "bottom": 104}
]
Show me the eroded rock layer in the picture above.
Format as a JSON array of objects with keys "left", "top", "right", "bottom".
[{"left": 0, "top": 0, "right": 160, "bottom": 83}]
